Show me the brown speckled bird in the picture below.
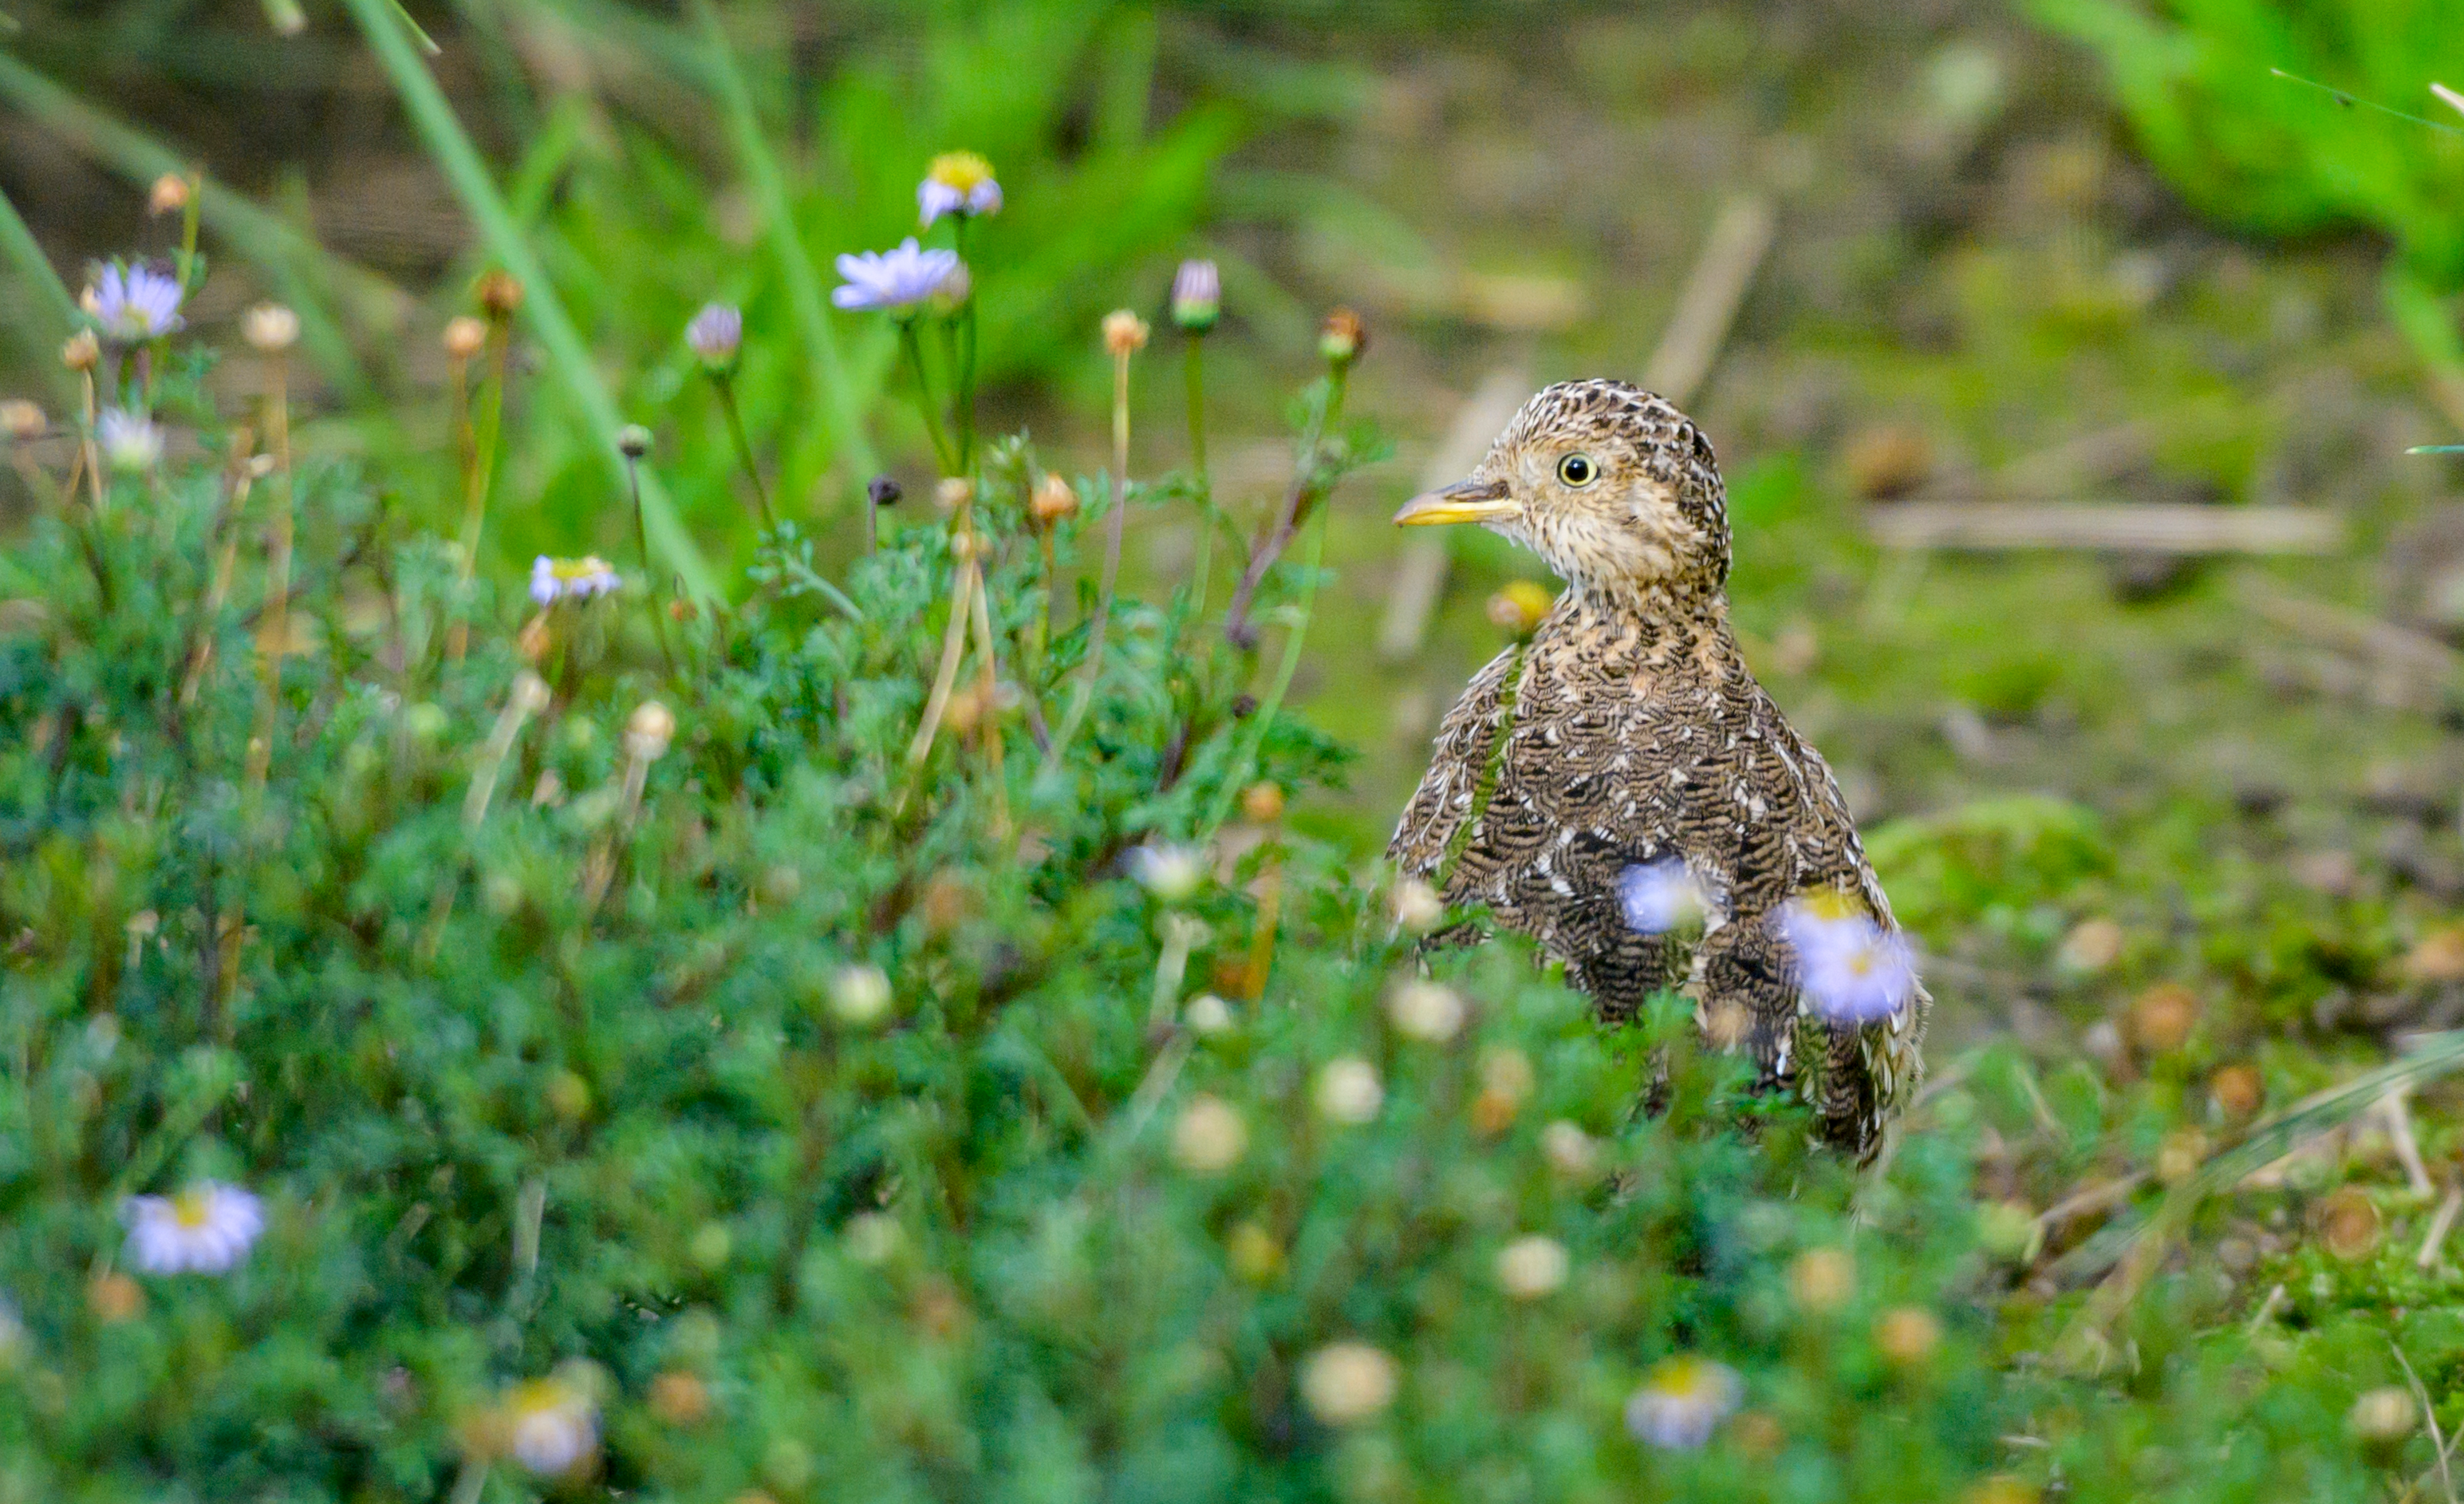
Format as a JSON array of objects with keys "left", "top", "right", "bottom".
[{"left": 1389, "top": 379, "right": 1926, "bottom": 1155}]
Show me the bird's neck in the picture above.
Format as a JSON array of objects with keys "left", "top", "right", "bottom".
[{"left": 1553, "top": 574, "right": 1737, "bottom": 672}]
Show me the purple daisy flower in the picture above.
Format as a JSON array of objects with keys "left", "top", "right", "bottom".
[
  {"left": 832, "top": 239, "right": 962, "bottom": 314},
  {"left": 1778, "top": 896, "right": 1918, "bottom": 1024},
  {"left": 87, "top": 262, "right": 186, "bottom": 341}
]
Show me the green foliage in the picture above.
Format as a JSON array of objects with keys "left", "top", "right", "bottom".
[
  {"left": 1867, "top": 795, "right": 2111, "bottom": 938},
  {"left": 2032, "top": 0, "right": 2464, "bottom": 287}
]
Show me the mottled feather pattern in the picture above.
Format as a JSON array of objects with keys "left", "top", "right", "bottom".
[{"left": 1390, "top": 380, "right": 1926, "bottom": 1155}]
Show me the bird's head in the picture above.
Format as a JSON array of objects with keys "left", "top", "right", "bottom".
[{"left": 1394, "top": 380, "right": 1729, "bottom": 600}]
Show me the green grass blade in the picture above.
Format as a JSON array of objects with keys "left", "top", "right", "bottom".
[
  {"left": 341, "top": 0, "right": 717, "bottom": 599},
  {"left": 692, "top": 0, "right": 881, "bottom": 496},
  {"left": 0, "top": 178, "right": 77, "bottom": 393}
]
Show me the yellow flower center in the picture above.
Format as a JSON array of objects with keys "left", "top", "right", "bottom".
[
  {"left": 550, "top": 556, "right": 614, "bottom": 582},
  {"left": 507, "top": 1380, "right": 576, "bottom": 1421},
  {"left": 170, "top": 1190, "right": 211, "bottom": 1229},
  {"left": 928, "top": 152, "right": 995, "bottom": 194}
]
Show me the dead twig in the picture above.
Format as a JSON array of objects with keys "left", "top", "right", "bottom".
[
  {"left": 1643, "top": 194, "right": 1775, "bottom": 405},
  {"left": 1868, "top": 503, "right": 2343, "bottom": 555},
  {"left": 2419, "top": 1185, "right": 2463, "bottom": 1271}
]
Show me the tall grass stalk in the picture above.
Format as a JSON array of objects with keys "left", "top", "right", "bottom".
[
  {"left": 0, "top": 182, "right": 77, "bottom": 369},
  {"left": 341, "top": 0, "right": 717, "bottom": 598}
]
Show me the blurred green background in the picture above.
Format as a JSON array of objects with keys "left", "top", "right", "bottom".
[{"left": 10, "top": 0, "right": 2464, "bottom": 1054}]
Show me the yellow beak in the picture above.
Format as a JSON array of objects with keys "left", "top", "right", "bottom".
[{"left": 1393, "top": 477, "right": 1518, "bottom": 527}]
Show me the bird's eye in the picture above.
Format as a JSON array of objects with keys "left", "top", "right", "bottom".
[{"left": 1556, "top": 453, "right": 1598, "bottom": 488}]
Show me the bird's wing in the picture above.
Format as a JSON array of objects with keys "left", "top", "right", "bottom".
[{"left": 1388, "top": 643, "right": 1523, "bottom": 882}]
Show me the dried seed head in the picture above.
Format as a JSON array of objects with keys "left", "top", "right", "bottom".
[
  {"left": 2208, "top": 1064, "right": 2263, "bottom": 1119},
  {"left": 1031, "top": 472, "right": 1078, "bottom": 525},
  {"left": 1299, "top": 1342, "right": 1397, "bottom": 1426},
  {"left": 1239, "top": 781, "right": 1286, "bottom": 824},
  {"left": 1385, "top": 979, "right": 1466, "bottom": 1041},
  {"left": 2348, "top": 1385, "right": 2417, "bottom": 1444},
  {"left": 625, "top": 701, "right": 676, "bottom": 760},
  {"left": 1873, "top": 1306, "right": 1941, "bottom": 1367},
  {"left": 935, "top": 476, "right": 974, "bottom": 512},
  {"left": 0, "top": 399, "right": 45, "bottom": 441},
  {"left": 1314, "top": 1057, "right": 1384, "bottom": 1124},
  {"left": 511, "top": 671, "right": 552, "bottom": 716},
  {"left": 242, "top": 303, "right": 300, "bottom": 353},
  {"left": 443, "top": 316, "right": 488, "bottom": 361},
  {"left": 1540, "top": 1119, "right": 1598, "bottom": 1177},
  {"left": 1788, "top": 1247, "right": 1855, "bottom": 1316},
  {"left": 475, "top": 270, "right": 524, "bottom": 319},
  {"left": 148, "top": 172, "right": 191, "bottom": 217},
  {"left": 2056, "top": 917, "right": 2124, "bottom": 974},
  {"left": 62, "top": 330, "right": 100, "bottom": 373},
  {"left": 648, "top": 1371, "right": 710, "bottom": 1427},
  {"left": 2316, "top": 1186, "right": 2382, "bottom": 1262},
  {"left": 827, "top": 964, "right": 893, "bottom": 1027},
  {"left": 1102, "top": 309, "right": 1149, "bottom": 357},
  {"left": 2127, "top": 982, "right": 2198, "bottom": 1055},
  {"left": 1495, "top": 1234, "right": 1569, "bottom": 1300},
  {"left": 1389, "top": 877, "right": 1445, "bottom": 935},
  {"left": 1170, "top": 1095, "right": 1246, "bottom": 1173}
]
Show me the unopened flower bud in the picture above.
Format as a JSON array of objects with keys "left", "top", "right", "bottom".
[
  {"left": 443, "top": 316, "right": 487, "bottom": 361},
  {"left": 475, "top": 270, "right": 524, "bottom": 319},
  {"left": 2350, "top": 1385, "right": 2417, "bottom": 1447},
  {"left": 868, "top": 475, "right": 903, "bottom": 509},
  {"left": 684, "top": 302, "right": 743, "bottom": 368},
  {"left": 617, "top": 424, "right": 652, "bottom": 460},
  {"left": 1240, "top": 782, "right": 1285, "bottom": 824},
  {"left": 242, "top": 303, "right": 299, "bottom": 353},
  {"left": 62, "top": 330, "right": 100, "bottom": 373},
  {"left": 1102, "top": 309, "right": 1149, "bottom": 357},
  {"left": 148, "top": 172, "right": 191, "bottom": 217},
  {"left": 1319, "top": 307, "right": 1366, "bottom": 366},
  {"left": 1171, "top": 259, "right": 1220, "bottom": 333},
  {"left": 1031, "top": 472, "right": 1078, "bottom": 526},
  {"left": 935, "top": 476, "right": 973, "bottom": 512}
]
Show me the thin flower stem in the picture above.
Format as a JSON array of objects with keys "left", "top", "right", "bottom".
[
  {"left": 1203, "top": 503, "right": 1329, "bottom": 839},
  {"left": 898, "top": 318, "right": 957, "bottom": 476},
  {"left": 955, "top": 217, "right": 978, "bottom": 470},
  {"left": 246, "top": 351, "right": 294, "bottom": 792},
  {"left": 711, "top": 372, "right": 776, "bottom": 532},
  {"left": 1222, "top": 365, "right": 1346, "bottom": 649},
  {"left": 966, "top": 560, "right": 1010, "bottom": 838},
  {"left": 1180, "top": 335, "right": 1215, "bottom": 626},
  {"left": 173, "top": 172, "right": 202, "bottom": 293},
  {"left": 448, "top": 315, "right": 511, "bottom": 663},
  {"left": 78, "top": 367, "right": 101, "bottom": 510},
  {"left": 1045, "top": 352, "right": 1135, "bottom": 769},
  {"left": 905, "top": 550, "right": 979, "bottom": 770},
  {"left": 625, "top": 454, "right": 677, "bottom": 677}
]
